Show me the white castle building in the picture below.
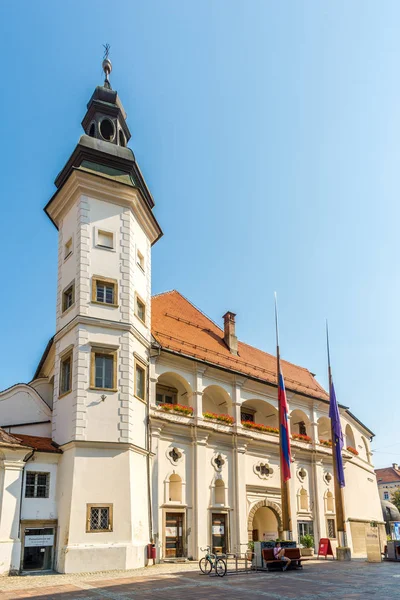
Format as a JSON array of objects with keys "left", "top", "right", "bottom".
[{"left": 0, "top": 60, "right": 383, "bottom": 574}]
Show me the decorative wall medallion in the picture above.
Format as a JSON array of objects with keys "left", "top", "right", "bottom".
[
  {"left": 211, "top": 453, "right": 226, "bottom": 472},
  {"left": 323, "top": 471, "right": 332, "bottom": 485},
  {"left": 254, "top": 461, "right": 274, "bottom": 480},
  {"left": 297, "top": 467, "right": 307, "bottom": 482},
  {"left": 166, "top": 446, "right": 183, "bottom": 466}
]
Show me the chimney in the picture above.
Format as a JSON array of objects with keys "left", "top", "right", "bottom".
[
  {"left": 223, "top": 312, "right": 238, "bottom": 355},
  {"left": 393, "top": 463, "right": 399, "bottom": 471}
]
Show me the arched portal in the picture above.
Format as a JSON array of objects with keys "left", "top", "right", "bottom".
[{"left": 248, "top": 499, "right": 283, "bottom": 541}]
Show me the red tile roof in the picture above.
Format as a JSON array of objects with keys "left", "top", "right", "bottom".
[
  {"left": 375, "top": 467, "right": 400, "bottom": 484},
  {"left": 151, "top": 291, "right": 329, "bottom": 401},
  {"left": 12, "top": 434, "right": 62, "bottom": 454}
]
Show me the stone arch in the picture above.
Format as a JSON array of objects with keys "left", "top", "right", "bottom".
[
  {"left": 156, "top": 371, "right": 193, "bottom": 407},
  {"left": 202, "top": 385, "right": 232, "bottom": 416},
  {"left": 247, "top": 499, "right": 283, "bottom": 540},
  {"left": 345, "top": 424, "right": 356, "bottom": 449}
]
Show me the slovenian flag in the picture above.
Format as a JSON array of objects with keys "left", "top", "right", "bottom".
[{"left": 279, "top": 366, "right": 291, "bottom": 482}]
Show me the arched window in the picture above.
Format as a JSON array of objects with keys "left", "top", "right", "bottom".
[
  {"left": 169, "top": 474, "right": 182, "bottom": 503},
  {"left": 300, "top": 489, "right": 308, "bottom": 511},
  {"left": 326, "top": 491, "right": 334, "bottom": 512},
  {"left": 215, "top": 479, "right": 225, "bottom": 505},
  {"left": 119, "top": 130, "right": 126, "bottom": 147},
  {"left": 89, "top": 123, "right": 95, "bottom": 137},
  {"left": 345, "top": 424, "right": 356, "bottom": 449}
]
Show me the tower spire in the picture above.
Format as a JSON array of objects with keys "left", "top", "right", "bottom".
[{"left": 102, "top": 43, "right": 112, "bottom": 89}]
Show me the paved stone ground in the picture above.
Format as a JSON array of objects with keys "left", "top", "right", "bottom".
[{"left": 0, "top": 559, "right": 399, "bottom": 599}]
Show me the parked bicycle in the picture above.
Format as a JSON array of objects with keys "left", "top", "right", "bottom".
[{"left": 199, "top": 546, "right": 227, "bottom": 577}]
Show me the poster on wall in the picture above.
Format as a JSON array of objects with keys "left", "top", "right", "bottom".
[
  {"left": 165, "top": 527, "right": 178, "bottom": 537},
  {"left": 392, "top": 522, "right": 400, "bottom": 541},
  {"left": 25, "top": 535, "right": 54, "bottom": 548},
  {"left": 212, "top": 525, "right": 224, "bottom": 535}
]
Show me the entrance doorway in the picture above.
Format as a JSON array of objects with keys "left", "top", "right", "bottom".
[
  {"left": 212, "top": 513, "right": 227, "bottom": 554},
  {"left": 23, "top": 528, "right": 54, "bottom": 571},
  {"left": 165, "top": 513, "right": 184, "bottom": 558},
  {"left": 251, "top": 507, "right": 279, "bottom": 542}
]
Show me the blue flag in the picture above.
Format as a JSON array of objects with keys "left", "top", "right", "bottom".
[{"left": 329, "top": 377, "right": 345, "bottom": 488}]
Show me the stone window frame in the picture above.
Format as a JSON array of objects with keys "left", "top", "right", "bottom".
[
  {"left": 326, "top": 517, "right": 336, "bottom": 539},
  {"left": 135, "top": 292, "right": 146, "bottom": 325},
  {"left": 91, "top": 275, "right": 119, "bottom": 308},
  {"left": 134, "top": 358, "right": 147, "bottom": 403},
  {"left": 62, "top": 280, "right": 75, "bottom": 314},
  {"left": 90, "top": 347, "right": 118, "bottom": 392},
  {"left": 86, "top": 503, "right": 113, "bottom": 533},
  {"left": 59, "top": 346, "right": 73, "bottom": 398}
]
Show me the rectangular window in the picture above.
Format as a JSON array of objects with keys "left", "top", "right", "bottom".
[
  {"left": 97, "top": 230, "right": 114, "bottom": 249},
  {"left": 135, "top": 295, "right": 146, "bottom": 323},
  {"left": 64, "top": 237, "right": 73, "bottom": 260},
  {"left": 25, "top": 472, "right": 50, "bottom": 498},
  {"left": 156, "top": 386, "right": 177, "bottom": 405},
  {"left": 298, "top": 521, "right": 314, "bottom": 540},
  {"left": 384, "top": 492, "right": 389, "bottom": 500},
  {"left": 137, "top": 250, "right": 145, "bottom": 271},
  {"left": 86, "top": 504, "right": 113, "bottom": 532},
  {"left": 60, "top": 352, "right": 72, "bottom": 396},
  {"left": 135, "top": 362, "right": 146, "bottom": 401},
  {"left": 62, "top": 283, "right": 75, "bottom": 313},
  {"left": 90, "top": 348, "right": 117, "bottom": 391},
  {"left": 92, "top": 276, "right": 118, "bottom": 307},
  {"left": 327, "top": 518, "right": 336, "bottom": 539}
]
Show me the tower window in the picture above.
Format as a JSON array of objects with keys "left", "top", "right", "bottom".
[
  {"left": 64, "top": 237, "right": 73, "bottom": 260},
  {"left": 135, "top": 361, "right": 146, "bottom": 401},
  {"left": 135, "top": 294, "right": 146, "bottom": 323},
  {"left": 60, "top": 351, "right": 72, "bottom": 396},
  {"left": 62, "top": 282, "right": 75, "bottom": 313},
  {"left": 89, "top": 123, "right": 96, "bottom": 137},
  {"left": 92, "top": 276, "right": 118, "bottom": 307},
  {"left": 90, "top": 348, "right": 117, "bottom": 391},
  {"left": 137, "top": 250, "right": 145, "bottom": 271},
  {"left": 119, "top": 130, "right": 126, "bottom": 147},
  {"left": 99, "top": 118, "right": 115, "bottom": 141},
  {"left": 96, "top": 229, "right": 114, "bottom": 250}
]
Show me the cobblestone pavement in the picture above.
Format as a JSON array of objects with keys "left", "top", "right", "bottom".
[{"left": 0, "top": 559, "right": 399, "bottom": 599}]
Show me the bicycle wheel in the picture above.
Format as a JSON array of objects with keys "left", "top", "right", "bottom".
[
  {"left": 199, "top": 557, "right": 212, "bottom": 574},
  {"left": 215, "top": 558, "right": 227, "bottom": 577}
]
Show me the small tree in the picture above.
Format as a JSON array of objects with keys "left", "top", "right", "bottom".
[{"left": 391, "top": 490, "right": 400, "bottom": 512}]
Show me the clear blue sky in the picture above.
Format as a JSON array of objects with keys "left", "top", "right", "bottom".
[{"left": 0, "top": 1, "right": 398, "bottom": 467}]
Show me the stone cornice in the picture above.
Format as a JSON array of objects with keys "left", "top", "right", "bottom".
[
  {"left": 54, "top": 314, "right": 151, "bottom": 348},
  {"left": 45, "top": 169, "right": 162, "bottom": 245}
]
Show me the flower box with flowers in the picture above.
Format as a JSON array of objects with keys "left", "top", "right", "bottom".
[
  {"left": 159, "top": 403, "right": 193, "bottom": 417},
  {"left": 347, "top": 446, "right": 359, "bottom": 456},
  {"left": 203, "top": 412, "right": 235, "bottom": 425},
  {"left": 241, "top": 422, "right": 279, "bottom": 435},
  {"left": 319, "top": 439, "right": 332, "bottom": 448},
  {"left": 292, "top": 433, "right": 312, "bottom": 443}
]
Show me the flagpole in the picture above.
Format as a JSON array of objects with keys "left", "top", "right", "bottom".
[
  {"left": 326, "top": 321, "right": 347, "bottom": 548},
  {"left": 275, "top": 293, "right": 292, "bottom": 540}
]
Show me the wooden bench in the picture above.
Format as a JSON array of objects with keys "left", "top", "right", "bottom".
[{"left": 262, "top": 547, "right": 309, "bottom": 571}]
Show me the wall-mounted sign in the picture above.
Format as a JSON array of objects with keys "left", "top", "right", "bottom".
[{"left": 25, "top": 535, "right": 54, "bottom": 548}]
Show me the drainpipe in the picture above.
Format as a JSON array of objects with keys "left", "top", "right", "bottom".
[
  {"left": 146, "top": 371, "right": 153, "bottom": 545},
  {"left": 18, "top": 450, "right": 35, "bottom": 538}
]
